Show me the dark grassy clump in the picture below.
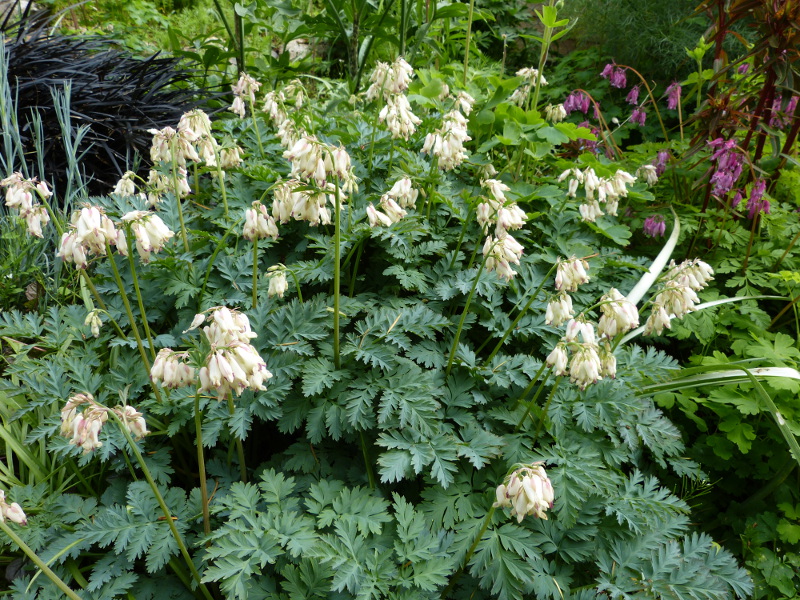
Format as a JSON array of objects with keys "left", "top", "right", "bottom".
[{"left": 2, "top": 5, "right": 205, "bottom": 196}]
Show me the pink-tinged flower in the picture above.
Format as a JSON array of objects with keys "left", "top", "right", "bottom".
[
  {"left": 600, "top": 63, "right": 627, "bottom": 88},
  {"left": 666, "top": 82, "right": 682, "bottom": 110},
  {"left": 610, "top": 68, "right": 627, "bottom": 89},
  {"left": 654, "top": 150, "right": 669, "bottom": 176},
  {"left": 630, "top": 108, "right": 646, "bottom": 126},
  {"left": 707, "top": 138, "right": 743, "bottom": 196},
  {"left": 626, "top": 85, "right": 640, "bottom": 105},
  {"left": 643, "top": 215, "right": 666, "bottom": 238},
  {"left": 731, "top": 189, "right": 743, "bottom": 208},
  {"left": 563, "top": 91, "right": 590, "bottom": 115},
  {"left": 737, "top": 63, "right": 750, "bottom": 75},
  {"left": 747, "top": 180, "right": 770, "bottom": 219}
]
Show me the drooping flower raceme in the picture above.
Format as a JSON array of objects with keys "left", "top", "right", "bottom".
[
  {"left": 57, "top": 206, "right": 119, "bottom": 269},
  {"left": 267, "top": 265, "right": 289, "bottom": 298},
  {"left": 555, "top": 256, "right": 590, "bottom": 292},
  {"left": 379, "top": 94, "right": 422, "bottom": 140},
  {"left": 483, "top": 234, "right": 524, "bottom": 281},
  {"left": 117, "top": 210, "right": 175, "bottom": 263},
  {"left": 365, "top": 57, "right": 414, "bottom": 101},
  {"left": 597, "top": 288, "right": 639, "bottom": 338},
  {"left": 665, "top": 82, "right": 682, "bottom": 110},
  {"left": 421, "top": 110, "right": 471, "bottom": 171},
  {"left": 243, "top": 201, "right": 280, "bottom": 241},
  {"left": 60, "top": 393, "right": 149, "bottom": 454},
  {"left": 151, "top": 349, "right": 196, "bottom": 389},
  {"left": 493, "top": 463, "right": 554, "bottom": 522},
  {"left": 196, "top": 307, "right": 273, "bottom": 399},
  {"left": 643, "top": 215, "right": 666, "bottom": 238},
  {"left": 643, "top": 259, "right": 715, "bottom": 335},
  {"left": 113, "top": 171, "right": 137, "bottom": 196},
  {"left": 477, "top": 178, "right": 527, "bottom": 236},
  {"left": 509, "top": 67, "right": 548, "bottom": 106},
  {"left": 230, "top": 73, "right": 262, "bottom": 118},
  {"left": 1, "top": 173, "right": 52, "bottom": 238}
]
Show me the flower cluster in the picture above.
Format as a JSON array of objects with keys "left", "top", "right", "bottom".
[
  {"left": 243, "top": 201, "right": 280, "bottom": 241},
  {"left": 545, "top": 259, "right": 622, "bottom": 388},
  {"left": 707, "top": 138, "right": 743, "bottom": 197},
  {"left": 422, "top": 109, "right": 471, "bottom": 171},
  {"left": 366, "top": 58, "right": 414, "bottom": 101},
  {"left": 0, "top": 490, "right": 27, "bottom": 526},
  {"left": 746, "top": 179, "right": 769, "bottom": 219},
  {"left": 151, "top": 349, "right": 196, "bottom": 388},
  {"left": 643, "top": 215, "right": 666, "bottom": 238},
  {"left": 644, "top": 259, "right": 714, "bottom": 335},
  {"left": 600, "top": 63, "right": 627, "bottom": 88},
  {"left": 367, "top": 194, "right": 407, "bottom": 227},
  {"left": 379, "top": 95, "right": 422, "bottom": 140},
  {"left": 113, "top": 171, "right": 137, "bottom": 197},
  {"left": 558, "top": 167, "right": 637, "bottom": 222},
  {"left": 262, "top": 81, "right": 309, "bottom": 149},
  {"left": 482, "top": 234, "right": 524, "bottom": 281},
  {"left": 272, "top": 178, "right": 334, "bottom": 227},
  {"left": 57, "top": 206, "right": 119, "bottom": 269},
  {"left": 493, "top": 463, "right": 554, "bottom": 522},
  {"left": 563, "top": 90, "right": 590, "bottom": 115},
  {"left": 665, "top": 82, "right": 682, "bottom": 110},
  {"left": 636, "top": 164, "right": 658, "bottom": 187},
  {"left": 509, "top": 67, "right": 548, "bottom": 106},
  {"left": 230, "top": 72, "right": 262, "bottom": 118},
  {"left": 769, "top": 95, "right": 798, "bottom": 128},
  {"left": 196, "top": 307, "right": 272, "bottom": 398},
  {"left": 555, "top": 256, "right": 590, "bottom": 293},
  {"left": 283, "top": 135, "right": 357, "bottom": 192},
  {"left": 364, "top": 58, "right": 422, "bottom": 140},
  {"left": 544, "top": 103, "right": 567, "bottom": 123},
  {"left": 477, "top": 178, "right": 527, "bottom": 236},
  {"left": 60, "top": 393, "right": 148, "bottom": 454},
  {"left": 118, "top": 211, "right": 175, "bottom": 263},
  {"left": 85, "top": 310, "right": 103, "bottom": 338},
  {"left": 1, "top": 173, "right": 52, "bottom": 237},
  {"left": 597, "top": 288, "right": 639, "bottom": 338},
  {"left": 267, "top": 265, "right": 288, "bottom": 298}
]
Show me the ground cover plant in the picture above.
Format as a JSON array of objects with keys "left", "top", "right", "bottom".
[{"left": 0, "top": 0, "right": 799, "bottom": 599}]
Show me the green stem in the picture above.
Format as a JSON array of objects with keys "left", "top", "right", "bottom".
[
  {"left": 484, "top": 263, "right": 557, "bottom": 365},
  {"left": 530, "top": 376, "right": 561, "bottom": 445},
  {"left": 250, "top": 100, "right": 265, "bottom": 157},
  {"left": 333, "top": 176, "right": 343, "bottom": 369},
  {"left": 109, "top": 414, "right": 214, "bottom": 600},
  {"left": 348, "top": 240, "right": 365, "bottom": 297},
  {"left": 227, "top": 394, "right": 247, "bottom": 483},
  {"left": 171, "top": 156, "right": 190, "bottom": 253},
  {"left": 359, "top": 432, "right": 376, "bottom": 489},
  {"left": 515, "top": 367, "right": 553, "bottom": 432},
  {"left": 530, "top": 0, "right": 555, "bottom": 112},
  {"left": 440, "top": 506, "right": 496, "bottom": 599},
  {"left": 194, "top": 392, "right": 211, "bottom": 537},
  {"left": 79, "top": 271, "right": 128, "bottom": 341},
  {"left": 287, "top": 269, "right": 304, "bottom": 303},
  {"left": 252, "top": 238, "right": 259, "bottom": 310},
  {"left": 445, "top": 253, "right": 489, "bottom": 377},
  {"left": 124, "top": 228, "right": 157, "bottom": 362},
  {"left": 0, "top": 520, "right": 84, "bottom": 600},
  {"left": 462, "top": 0, "right": 476, "bottom": 87},
  {"left": 449, "top": 207, "right": 473, "bottom": 270},
  {"left": 215, "top": 161, "right": 229, "bottom": 218},
  {"left": 104, "top": 243, "right": 155, "bottom": 380}
]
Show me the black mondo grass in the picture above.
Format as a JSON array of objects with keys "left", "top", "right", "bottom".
[{"left": 2, "top": 5, "right": 206, "bottom": 196}]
